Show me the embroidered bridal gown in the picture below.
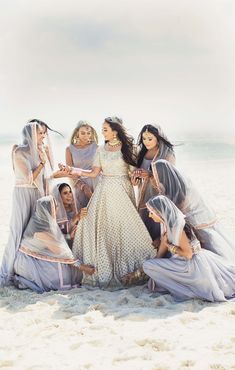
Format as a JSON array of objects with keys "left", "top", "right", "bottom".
[{"left": 72, "top": 145, "right": 155, "bottom": 289}]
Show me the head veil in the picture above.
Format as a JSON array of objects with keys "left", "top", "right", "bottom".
[
  {"left": 51, "top": 181, "right": 78, "bottom": 234},
  {"left": 40, "top": 125, "right": 55, "bottom": 171},
  {"left": 152, "top": 124, "right": 174, "bottom": 161},
  {"left": 151, "top": 159, "right": 187, "bottom": 207},
  {"left": 152, "top": 159, "right": 217, "bottom": 228},
  {"left": 13, "top": 122, "right": 52, "bottom": 196},
  {"left": 14, "top": 122, "right": 40, "bottom": 167},
  {"left": 19, "top": 195, "right": 76, "bottom": 263},
  {"left": 147, "top": 195, "right": 185, "bottom": 246}
]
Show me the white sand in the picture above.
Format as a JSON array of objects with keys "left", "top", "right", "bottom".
[{"left": 0, "top": 143, "right": 235, "bottom": 370}]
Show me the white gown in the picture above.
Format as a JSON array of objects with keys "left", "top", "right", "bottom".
[{"left": 72, "top": 145, "right": 155, "bottom": 289}]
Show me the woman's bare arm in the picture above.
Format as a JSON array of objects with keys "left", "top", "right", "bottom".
[
  {"left": 168, "top": 231, "right": 193, "bottom": 259},
  {"left": 54, "top": 163, "right": 101, "bottom": 179},
  {"left": 65, "top": 147, "right": 74, "bottom": 166},
  {"left": 156, "top": 233, "right": 169, "bottom": 258}
]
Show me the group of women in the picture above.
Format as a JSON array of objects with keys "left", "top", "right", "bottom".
[{"left": 0, "top": 117, "right": 235, "bottom": 302}]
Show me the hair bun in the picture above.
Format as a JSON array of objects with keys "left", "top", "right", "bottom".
[{"left": 105, "top": 116, "right": 123, "bottom": 125}]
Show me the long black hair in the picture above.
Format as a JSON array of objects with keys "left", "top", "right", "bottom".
[
  {"left": 184, "top": 223, "right": 195, "bottom": 241},
  {"left": 104, "top": 117, "right": 137, "bottom": 167},
  {"left": 28, "top": 119, "right": 64, "bottom": 137},
  {"left": 137, "top": 124, "right": 174, "bottom": 167}
]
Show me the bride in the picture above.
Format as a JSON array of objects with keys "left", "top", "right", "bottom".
[{"left": 59, "top": 116, "right": 155, "bottom": 289}]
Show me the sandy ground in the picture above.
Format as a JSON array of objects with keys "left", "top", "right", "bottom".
[{"left": 0, "top": 143, "right": 235, "bottom": 370}]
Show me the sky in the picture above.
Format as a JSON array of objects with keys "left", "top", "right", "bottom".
[{"left": 0, "top": 0, "right": 235, "bottom": 139}]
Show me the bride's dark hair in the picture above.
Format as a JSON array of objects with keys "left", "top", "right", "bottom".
[{"left": 104, "top": 117, "right": 137, "bottom": 167}]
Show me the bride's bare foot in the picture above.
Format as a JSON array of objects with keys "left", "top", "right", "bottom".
[{"left": 79, "top": 264, "right": 95, "bottom": 275}]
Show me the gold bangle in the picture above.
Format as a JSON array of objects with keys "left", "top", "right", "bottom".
[{"left": 168, "top": 244, "right": 177, "bottom": 254}]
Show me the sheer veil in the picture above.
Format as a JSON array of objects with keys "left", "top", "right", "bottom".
[
  {"left": 147, "top": 195, "right": 185, "bottom": 246},
  {"left": 13, "top": 122, "right": 53, "bottom": 196},
  {"left": 19, "top": 195, "right": 77, "bottom": 263},
  {"left": 151, "top": 159, "right": 217, "bottom": 228},
  {"left": 153, "top": 125, "right": 175, "bottom": 161},
  {"left": 51, "top": 181, "right": 78, "bottom": 234}
]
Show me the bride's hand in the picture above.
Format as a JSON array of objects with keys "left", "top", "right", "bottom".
[
  {"left": 133, "top": 169, "right": 151, "bottom": 179},
  {"left": 58, "top": 163, "right": 72, "bottom": 175}
]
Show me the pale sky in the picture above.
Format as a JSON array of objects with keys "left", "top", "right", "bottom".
[{"left": 0, "top": 0, "right": 235, "bottom": 138}]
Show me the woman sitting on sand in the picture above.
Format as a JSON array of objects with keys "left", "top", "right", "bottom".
[
  {"left": 152, "top": 159, "right": 235, "bottom": 261},
  {"left": 13, "top": 195, "right": 94, "bottom": 293},
  {"left": 143, "top": 195, "right": 235, "bottom": 302}
]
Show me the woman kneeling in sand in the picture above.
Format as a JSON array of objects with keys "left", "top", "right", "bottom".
[
  {"left": 142, "top": 195, "right": 235, "bottom": 302},
  {"left": 13, "top": 195, "right": 94, "bottom": 293}
]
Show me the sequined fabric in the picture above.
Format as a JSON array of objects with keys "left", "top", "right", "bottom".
[{"left": 72, "top": 146, "right": 155, "bottom": 289}]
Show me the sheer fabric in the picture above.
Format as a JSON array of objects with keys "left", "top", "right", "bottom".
[
  {"left": 72, "top": 146, "right": 155, "bottom": 289},
  {"left": 147, "top": 195, "right": 185, "bottom": 246},
  {"left": 152, "top": 125, "right": 175, "bottom": 163},
  {"left": 0, "top": 122, "right": 52, "bottom": 286},
  {"left": 51, "top": 181, "right": 78, "bottom": 235},
  {"left": 19, "top": 195, "right": 77, "bottom": 263},
  {"left": 136, "top": 126, "right": 175, "bottom": 240},
  {"left": 143, "top": 195, "right": 235, "bottom": 302},
  {"left": 151, "top": 159, "right": 235, "bottom": 260},
  {"left": 13, "top": 122, "right": 52, "bottom": 196},
  {"left": 68, "top": 142, "right": 99, "bottom": 210}
]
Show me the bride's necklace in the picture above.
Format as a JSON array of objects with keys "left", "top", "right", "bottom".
[{"left": 108, "top": 138, "right": 122, "bottom": 148}]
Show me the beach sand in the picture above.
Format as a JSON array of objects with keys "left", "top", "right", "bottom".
[{"left": 0, "top": 142, "right": 235, "bottom": 370}]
